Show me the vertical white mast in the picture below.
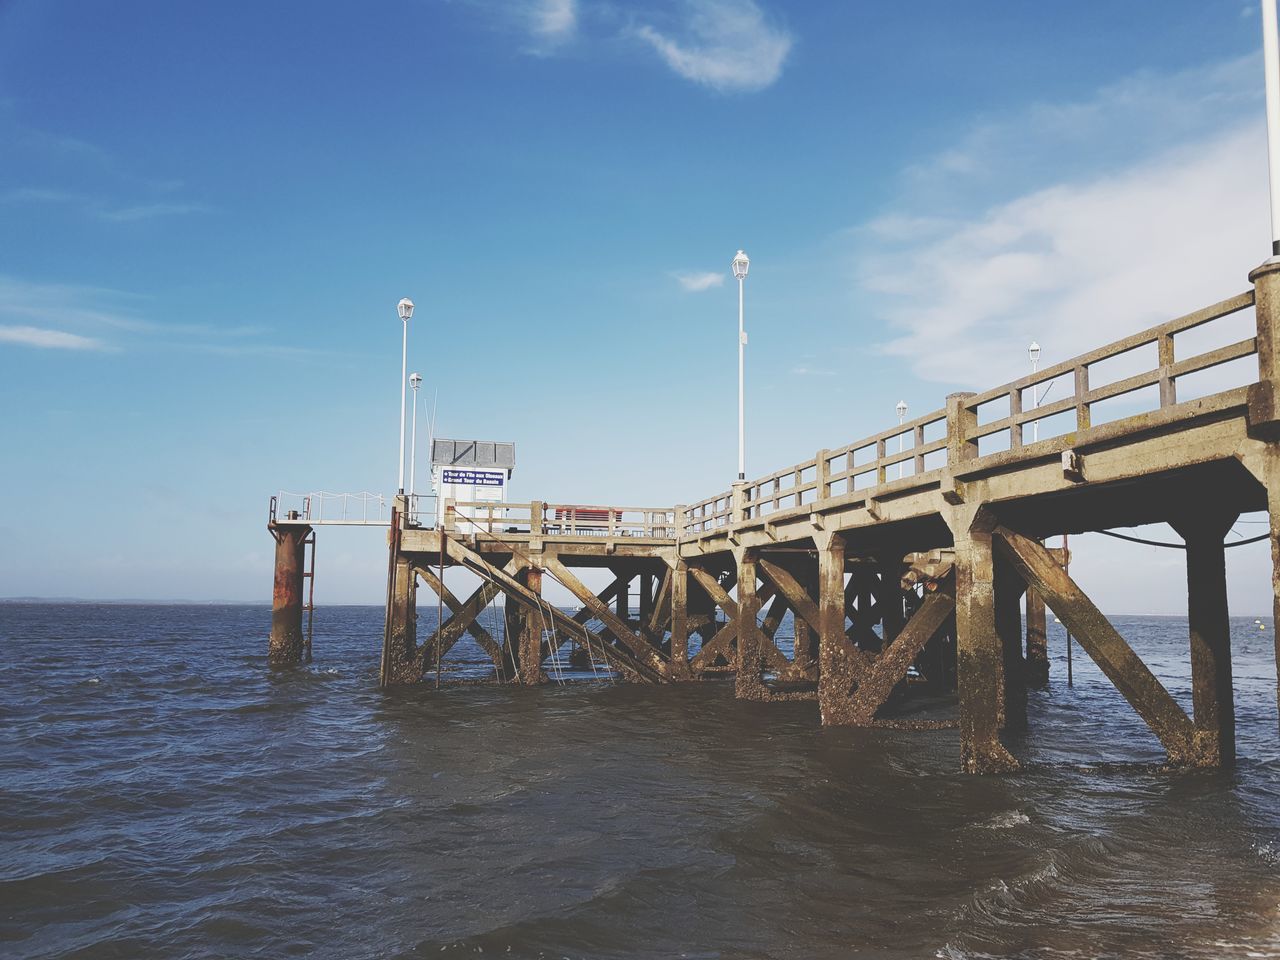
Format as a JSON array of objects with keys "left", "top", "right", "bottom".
[{"left": 1263, "top": 0, "right": 1280, "bottom": 257}]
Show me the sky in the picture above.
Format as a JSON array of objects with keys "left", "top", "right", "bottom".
[{"left": 0, "top": 0, "right": 1276, "bottom": 613}]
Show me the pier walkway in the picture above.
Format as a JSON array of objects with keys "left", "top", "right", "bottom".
[{"left": 269, "top": 260, "right": 1280, "bottom": 773}]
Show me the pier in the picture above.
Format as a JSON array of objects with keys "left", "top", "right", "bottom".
[{"left": 268, "top": 261, "right": 1280, "bottom": 774}]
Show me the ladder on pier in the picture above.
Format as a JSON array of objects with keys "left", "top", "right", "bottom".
[{"left": 303, "top": 531, "right": 316, "bottom": 661}]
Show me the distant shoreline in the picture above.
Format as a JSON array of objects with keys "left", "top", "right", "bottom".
[{"left": 1, "top": 597, "right": 1273, "bottom": 618}]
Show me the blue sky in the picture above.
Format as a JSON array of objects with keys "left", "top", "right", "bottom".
[{"left": 0, "top": 0, "right": 1275, "bottom": 611}]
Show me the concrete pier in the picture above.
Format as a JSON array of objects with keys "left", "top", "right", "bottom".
[{"left": 269, "top": 261, "right": 1280, "bottom": 774}]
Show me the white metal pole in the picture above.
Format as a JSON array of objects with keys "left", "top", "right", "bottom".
[
  {"left": 409, "top": 383, "right": 419, "bottom": 498},
  {"left": 1264, "top": 0, "right": 1280, "bottom": 257},
  {"left": 397, "top": 316, "right": 408, "bottom": 494},
  {"left": 738, "top": 274, "right": 745, "bottom": 481}
]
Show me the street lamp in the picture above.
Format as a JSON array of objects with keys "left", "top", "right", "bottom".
[
  {"left": 409, "top": 372, "right": 422, "bottom": 499},
  {"left": 732, "top": 249, "right": 750, "bottom": 482},
  {"left": 896, "top": 400, "right": 908, "bottom": 478},
  {"left": 396, "top": 297, "right": 415, "bottom": 494},
  {"left": 1028, "top": 340, "right": 1041, "bottom": 443}
]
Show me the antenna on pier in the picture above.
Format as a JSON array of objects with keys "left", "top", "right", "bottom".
[{"left": 1263, "top": 0, "right": 1280, "bottom": 260}]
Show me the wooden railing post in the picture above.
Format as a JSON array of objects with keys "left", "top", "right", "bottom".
[
  {"left": 946, "top": 392, "right": 979, "bottom": 466},
  {"left": 1009, "top": 388, "right": 1023, "bottom": 451},
  {"left": 443, "top": 498, "right": 457, "bottom": 532},
  {"left": 530, "top": 500, "right": 545, "bottom": 536},
  {"left": 1074, "top": 365, "right": 1091, "bottom": 431},
  {"left": 1157, "top": 333, "right": 1176, "bottom": 407},
  {"left": 731, "top": 481, "right": 748, "bottom": 525},
  {"left": 815, "top": 449, "right": 830, "bottom": 502},
  {"left": 674, "top": 504, "right": 686, "bottom": 539},
  {"left": 1249, "top": 261, "right": 1280, "bottom": 435}
]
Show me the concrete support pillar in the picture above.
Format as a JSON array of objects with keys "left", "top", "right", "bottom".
[
  {"left": 879, "top": 554, "right": 906, "bottom": 646},
  {"left": 734, "top": 550, "right": 768, "bottom": 700},
  {"left": 952, "top": 506, "right": 1019, "bottom": 773},
  {"left": 793, "top": 613, "right": 815, "bottom": 676},
  {"left": 1245, "top": 261, "right": 1280, "bottom": 731},
  {"left": 520, "top": 567, "right": 546, "bottom": 686},
  {"left": 505, "top": 586, "right": 525, "bottom": 673},
  {"left": 638, "top": 572, "right": 654, "bottom": 625},
  {"left": 269, "top": 523, "right": 311, "bottom": 664},
  {"left": 1172, "top": 513, "right": 1237, "bottom": 766},
  {"left": 1268, "top": 460, "right": 1280, "bottom": 728},
  {"left": 668, "top": 560, "right": 690, "bottom": 679},
  {"left": 1025, "top": 586, "right": 1049, "bottom": 689},
  {"left": 995, "top": 559, "right": 1028, "bottom": 732},
  {"left": 614, "top": 569, "right": 630, "bottom": 620},
  {"left": 816, "top": 532, "right": 847, "bottom": 722},
  {"left": 382, "top": 554, "right": 418, "bottom": 685}
]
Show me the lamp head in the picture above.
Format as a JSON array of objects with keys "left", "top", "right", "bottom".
[
  {"left": 410, "top": 372, "right": 422, "bottom": 390},
  {"left": 732, "top": 249, "right": 750, "bottom": 280},
  {"left": 1028, "top": 340, "right": 1041, "bottom": 363},
  {"left": 398, "top": 297, "right": 415, "bottom": 321},
  {"left": 896, "top": 400, "right": 908, "bottom": 418}
]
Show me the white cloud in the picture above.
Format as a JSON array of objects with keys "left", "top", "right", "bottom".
[
  {"left": 529, "top": 0, "right": 576, "bottom": 42},
  {"left": 674, "top": 269, "right": 725, "bottom": 291},
  {"left": 1, "top": 187, "right": 209, "bottom": 222},
  {"left": 900, "top": 55, "right": 1259, "bottom": 213},
  {"left": 0, "top": 325, "right": 106, "bottom": 350},
  {"left": 864, "top": 123, "right": 1266, "bottom": 385},
  {"left": 97, "top": 202, "right": 210, "bottom": 222},
  {"left": 635, "top": 0, "right": 792, "bottom": 93},
  {"left": 855, "top": 54, "right": 1269, "bottom": 387},
  {"left": 790, "top": 365, "right": 835, "bottom": 377}
]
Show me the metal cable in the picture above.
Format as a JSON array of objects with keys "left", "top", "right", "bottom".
[{"left": 1096, "top": 529, "right": 1269, "bottom": 550}]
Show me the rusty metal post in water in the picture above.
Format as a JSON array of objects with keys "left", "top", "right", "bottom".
[{"left": 269, "top": 517, "right": 312, "bottom": 665}]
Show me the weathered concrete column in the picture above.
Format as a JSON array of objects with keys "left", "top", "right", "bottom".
[
  {"left": 878, "top": 554, "right": 906, "bottom": 646},
  {"left": 638, "top": 572, "right": 654, "bottom": 625},
  {"left": 1171, "top": 513, "right": 1237, "bottom": 766},
  {"left": 1025, "top": 586, "right": 1049, "bottom": 688},
  {"left": 504, "top": 581, "right": 525, "bottom": 673},
  {"left": 668, "top": 558, "right": 690, "bottom": 679},
  {"left": 1246, "top": 260, "right": 1280, "bottom": 727},
  {"left": 520, "top": 567, "right": 547, "bottom": 686},
  {"left": 614, "top": 568, "right": 630, "bottom": 620},
  {"left": 1264, "top": 453, "right": 1280, "bottom": 729},
  {"left": 816, "top": 531, "right": 848, "bottom": 724},
  {"left": 951, "top": 504, "right": 1019, "bottom": 773},
  {"left": 994, "top": 558, "right": 1028, "bottom": 732},
  {"left": 734, "top": 549, "right": 768, "bottom": 701},
  {"left": 793, "top": 594, "right": 816, "bottom": 677},
  {"left": 269, "top": 522, "right": 311, "bottom": 664},
  {"left": 382, "top": 554, "right": 418, "bottom": 685}
]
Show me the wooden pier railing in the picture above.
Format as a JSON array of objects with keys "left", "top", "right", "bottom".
[
  {"left": 683, "top": 288, "right": 1258, "bottom": 535},
  {"left": 408, "top": 288, "right": 1258, "bottom": 543},
  {"left": 443, "top": 500, "right": 679, "bottom": 539}
]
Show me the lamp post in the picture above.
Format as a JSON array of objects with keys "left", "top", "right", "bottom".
[
  {"left": 1028, "top": 340, "right": 1041, "bottom": 443},
  {"left": 409, "top": 372, "right": 422, "bottom": 499},
  {"left": 732, "top": 249, "right": 750, "bottom": 482},
  {"left": 396, "top": 298, "right": 415, "bottom": 495},
  {"left": 896, "top": 400, "right": 907, "bottom": 478}
]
